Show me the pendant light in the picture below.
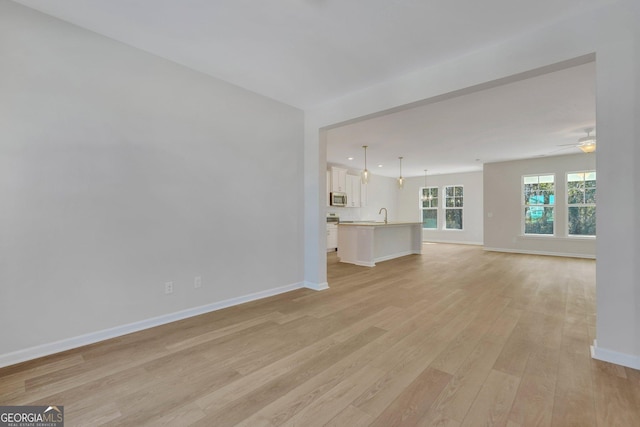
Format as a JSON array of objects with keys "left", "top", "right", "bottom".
[
  {"left": 397, "top": 156, "right": 404, "bottom": 189},
  {"left": 361, "top": 145, "right": 370, "bottom": 184},
  {"left": 421, "top": 169, "right": 428, "bottom": 201}
]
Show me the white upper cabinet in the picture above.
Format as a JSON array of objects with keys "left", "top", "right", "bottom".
[
  {"left": 331, "top": 167, "right": 347, "bottom": 193},
  {"left": 330, "top": 167, "right": 366, "bottom": 208},
  {"left": 346, "top": 174, "right": 361, "bottom": 207}
]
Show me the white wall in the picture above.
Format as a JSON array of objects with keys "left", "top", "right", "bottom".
[
  {"left": 358, "top": 174, "right": 401, "bottom": 221},
  {"left": 305, "top": 0, "right": 640, "bottom": 368},
  {"left": 0, "top": 1, "right": 304, "bottom": 363},
  {"left": 484, "top": 154, "right": 596, "bottom": 258},
  {"left": 398, "top": 171, "right": 483, "bottom": 245}
]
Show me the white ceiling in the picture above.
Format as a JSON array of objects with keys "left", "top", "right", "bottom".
[
  {"left": 327, "top": 61, "right": 596, "bottom": 178},
  {"left": 13, "top": 0, "right": 600, "bottom": 176},
  {"left": 13, "top": 0, "right": 612, "bottom": 109}
]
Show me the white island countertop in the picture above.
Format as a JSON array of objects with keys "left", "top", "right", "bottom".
[{"left": 337, "top": 222, "right": 422, "bottom": 267}]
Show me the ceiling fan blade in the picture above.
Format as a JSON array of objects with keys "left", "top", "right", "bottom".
[
  {"left": 556, "top": 143, "right": 578, "bottom": 147},
  {"left": 548, "top": 146, "right": 576, "bottom": 154}
]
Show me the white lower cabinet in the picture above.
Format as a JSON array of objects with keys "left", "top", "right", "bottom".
[{"left": 327, "top": 223, "right": 338, "bottom": 251}]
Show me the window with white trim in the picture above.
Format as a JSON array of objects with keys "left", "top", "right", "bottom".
[
  {"left": 567, "top": 171, "right": 596, "bottom": 236},
  {"left": 523, "top": 174, "right": 555, "bottom": 235},
  {"left": 421, "top": 187, "right": 438, "bottom": 229},
  {"left": 444, "top": 185, "right": 463, "bottom": 230}
]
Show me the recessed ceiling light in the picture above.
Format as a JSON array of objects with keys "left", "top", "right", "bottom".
[
  {"left": 377, "top": 164, "right": 383, "bottom": 168},
  {"left": 347, "top": 157, "right": 354, "bottom": 160}
]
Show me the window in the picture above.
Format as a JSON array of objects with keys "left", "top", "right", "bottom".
[
  {"left": 421, "top": 187, "right": 438, "bottom": 229},
  {"left": 444, "top": 185, "right": 463, "bottom": 230},
  {"left": 523, "top": 174, "right": 555, "bottom": 235},
  {"left": 567, "top": 171, "right": 596, "bottom": 236}
]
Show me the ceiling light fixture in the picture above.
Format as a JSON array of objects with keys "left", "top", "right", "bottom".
[
  {"left": 579, "top": 144, "right": 596, "bottom": 153},
  {"left": 397, "top": 157, "right": 404, "bottom": 189},
  {"left": 578, "top": 129, "right": 596, "bottom": 153},
  {"left": 361, "top": 145, "right": 369, "bottom": 184}
]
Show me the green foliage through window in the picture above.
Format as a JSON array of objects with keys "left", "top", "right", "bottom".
[
  {"left": 567, "top": 171, "right": 596, "bottom": 236},
  {"left": 422, "top": 209, "right": 437, "bottom": 229},
  {"left": 421, "top": 187, "right": 438, "bottom": 229},
  {"left": 445, "top": 186, "right": 463, "bottom": 229},
  {"left": 523, "top": 175, "right": 554, "bottom": 235}
]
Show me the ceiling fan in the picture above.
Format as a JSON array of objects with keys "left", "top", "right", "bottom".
[{"left": 556, "top": 128, "right": 596, "bottom": 153}]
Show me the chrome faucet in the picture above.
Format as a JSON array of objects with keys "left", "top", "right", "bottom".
[{"left": 378, "top": 207, "right": 388, "bottom": 224}]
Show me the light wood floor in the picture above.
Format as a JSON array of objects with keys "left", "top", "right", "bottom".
[{"left": 2, "top": 244, "right": 639, "bottom": 426}]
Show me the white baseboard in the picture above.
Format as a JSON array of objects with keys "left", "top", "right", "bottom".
[
  {"left": 591, "top": 339, "right": 640, "bottom": 370},
  {"left": 375, "top": 250, "right": 415, "bottom": 263},
  {"left": 483, "top": 246, "right": 596, "bottom": 259},
  {"left": 349, "top": 260, "right": 376, "bottom": 267},
  {"left": 338, "top": 250, "right": 421, "bottom": 268},
  {"left": 423, "top": 239, "right": 483, "bottom": 246},
  {"left": 304, "top": 281, "right": 329, "bottom": 291},
  {"left": 0, "top": 282, "right": 305, "bottom": 369}
]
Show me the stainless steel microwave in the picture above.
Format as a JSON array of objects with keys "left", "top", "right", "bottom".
[{"left": 330, "top": 192, "right": 347, "bottom": 207}]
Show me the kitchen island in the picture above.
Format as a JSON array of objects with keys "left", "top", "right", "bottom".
[{"left": 337, "top": 222, "right": 422, "bottom": 267}]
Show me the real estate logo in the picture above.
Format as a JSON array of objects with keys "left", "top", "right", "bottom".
[{"left": 0, "top": 406, "right": 64, "bottom": 427}]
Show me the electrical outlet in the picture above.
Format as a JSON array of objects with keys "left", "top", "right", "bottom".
[
  {"left": 165, "top": 281, "right": 173, "bottom": 294},
  {"left": 194, "top": 276, "right": 202, "bottom": 288}
]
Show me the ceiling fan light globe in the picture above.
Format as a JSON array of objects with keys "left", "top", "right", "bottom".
[{"left": 579, "top": 143, "right": 596, "bottom": 153}]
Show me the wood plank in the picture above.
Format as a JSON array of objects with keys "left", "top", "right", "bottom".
[
  {"left": 272, "top": 366, "right": 387, "bottom": 427},
  {"left": 592, "top": 359, "right": 640, "bottom": 427},
  {"left": 551, "top": 389, "right": 596, "bottom": 427},
  {"left": 324, "top": 405, "right": 374, "bottom": 427},
  {"left": 65, "top": 401, "right": 122, "bottom": 427},
  {"left": 430, "top": 296, "right": 511, "bottom": 375},
  {"left": 369, "top": 367, "right": 452, "bottom": 427},
  {"left": 0, "top": 245, "right": 610, "bottom": 427},
  {"left": 551, "top": 338, "right": 596, "bottom": 427},
  {"left": 197, "top": 326, "right": 386, "bottom": 427},
  {"left": 508, "top": 348, "right": 559, "bottom": 426},
  {"left": 460, "top": 369, "right": 520, "bottom": 427},
  {"left": 164, "top": 311, "right": 286, "bottom": 351},
  {"left": 351, "top": 336, "right": 451, "bottom": 418},
  {"left": 232, "top": 333, "right": 393, "bottom": 427},
  {"left": 429, "top": 340, "right": 505, "bottom": 423},
  {"left": 194, "top": 335, "right": 341, "bottom": 413},
  {"left": 140, "top": 403, "right": 207, "bottom": 427}
]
